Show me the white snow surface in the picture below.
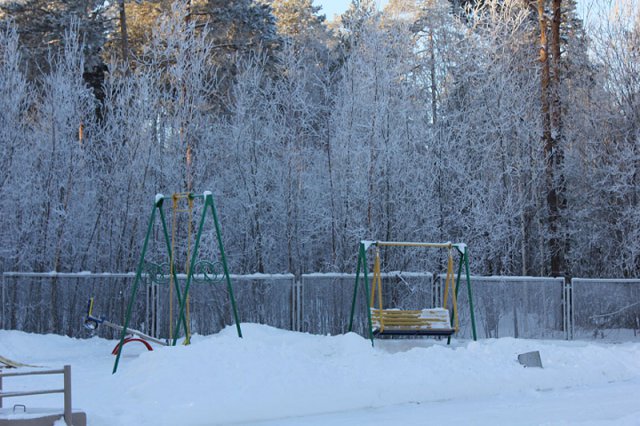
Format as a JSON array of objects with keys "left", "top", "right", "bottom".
[{"left": 1, "top": 324, "right": 640, "bottom": 425}]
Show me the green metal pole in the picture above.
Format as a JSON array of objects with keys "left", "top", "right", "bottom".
[
  {"left": 113, "top": 198, "right": 160, "bottom": 374},
  {"left": 207, "top": 192, "right": 242, "bottom": 338},
  {"left": 172, "top": 194, "right": 208, "bottom": 345},
  {"left": 464, "top": 250, "right": 477, "bottom": 341},
  {"left": 348, "top": 245, "right": 364, "bottom": 332},
  {"left": 360, "top": 245, "right": 375, "bottom": 345}
]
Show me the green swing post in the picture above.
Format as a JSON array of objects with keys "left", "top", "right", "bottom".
[
  {"left": 173, "top": 192, "right": 243, "bottom": 344},
  {"left": 206, "top": 193, "right": 242, "bottom": 338},
  {"left": 347, "top": 246, "right": 363, "bottom": 333},
  {"left": 114, "top": 192, "right": 241, "bottom": 373},
  {"left": 447, "top": 248, "right": 465, "bottom": 345},
  {"left": 362, "top": 246, "right": 375, "bottom": 345},
  {"left": 348, "top": 242, "right": 375, "bottom": 345},
  {"left": 113, "top": 197, "right": 163, "bottom": 374},
  {"left": 447, "top": 245, "right": 477, "bottom": 343},
  {"left": 446, "top": 249, "right": 464, "bottom": 345},
  {"left": 463, "top": 248, "right": 477, "bottom": 340}
]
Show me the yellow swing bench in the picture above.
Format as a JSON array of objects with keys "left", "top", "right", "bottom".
[{"left": 348, "top": 241, "right": 477, "bottom": 342}]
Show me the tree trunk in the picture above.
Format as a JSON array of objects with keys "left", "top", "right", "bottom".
[
  {"left": 538, "top": 0, "right": 562, "bottom": 277},
  {"left": 429, "top": 28, "right": 437, "bottom": 126},
  {"left": 119, "top": 0, "right": 129, "bottom": 65},
  {"left": 549, "top": 0, "right": 565, "bottom": 277}
]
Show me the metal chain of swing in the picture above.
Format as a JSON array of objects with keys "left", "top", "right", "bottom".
[
  {"left": 369, "top": 244, "right": 459, "bottom": 333},
  {"left": 169, "top": 193, "right": 194, "bottom": 343}
]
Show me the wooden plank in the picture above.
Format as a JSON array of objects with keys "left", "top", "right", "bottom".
[{"left": 371, "top": 307, "right": 453, "bottom": 332}]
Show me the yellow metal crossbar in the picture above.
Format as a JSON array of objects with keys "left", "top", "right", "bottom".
[{"left": 375, "top": 241, "right": 453, "bottom": 248}]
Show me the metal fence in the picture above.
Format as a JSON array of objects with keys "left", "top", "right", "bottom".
[
  {"left": 300, "top": 272, "right": 433, "bottom": 336},
  {"left": 1, "top": 272, "right": 639, "bottom": 341},
  {"left": 449, "top": 276, "right": 566, "bottom": 340},
  {"left": 0, "top": 272, "right": 134, "bottom": 338},
  {"left": 571, "top": 278, "right": 640, "bottom": 341}
]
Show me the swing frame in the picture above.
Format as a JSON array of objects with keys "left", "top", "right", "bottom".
[
  {"left": 347, "top": 240, "right": 478, "bottom": 345},
  {"left": 112, "top": 192, "right": 242, "bottom": 374}
]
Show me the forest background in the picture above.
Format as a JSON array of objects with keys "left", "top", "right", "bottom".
[{"left": 0, "top": 0, "right": 638, "bottom": 281}]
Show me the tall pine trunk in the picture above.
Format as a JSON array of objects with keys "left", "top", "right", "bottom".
[{"left": 538, "top": 0, "right": 564, "bottom": 277}]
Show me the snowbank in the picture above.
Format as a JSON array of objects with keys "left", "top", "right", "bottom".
[{"left": 1, "top": 325, "right": 639, "bottom": 425}]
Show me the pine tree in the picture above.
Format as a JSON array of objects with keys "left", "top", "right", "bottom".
[
  {"left": 270, "top": 0, "right": 326, "bottom": 39},
  {"left": 0, "top": 0, "right": 109, "bottom": 100},
  {"left": 191, "top": 0, "right": 280, "bottom": 54}
]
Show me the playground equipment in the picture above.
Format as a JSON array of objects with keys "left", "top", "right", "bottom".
[
  {"left": 0, "top": 356, "right": 37, "bottom": 369},
  {"left": 348, "top": 240, "right": 477, "bottom": 344},
  {"left": 84, "top": 297, "right": 166, "bottom": 354},
  {"left": 112, "top": 192, "right": 242, "bottom": 374}
]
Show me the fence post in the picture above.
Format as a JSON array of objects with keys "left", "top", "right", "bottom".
[
  {"left": 292, "top": 278, "right": 302, "bottom": 332},
  {"left": 563, "top": 279, "right": 568, "bottom": 340},
  {"left": 63, "top": 365, "right": 72, "bottom": 425},
  {"left": 432, "top": 273, "right": 440, "bottom": 308},
  {"left": 0, "top": 370, "right": 3, "bottom": 409},
  {"left": 563, "top": 278, "right": 573, "bottom": 340},
  {"left": 568, "top": 278, "right": 574, "bottom": 340},
  {"left": 1, "top": 259, "right": 5, "bottom": 330}
]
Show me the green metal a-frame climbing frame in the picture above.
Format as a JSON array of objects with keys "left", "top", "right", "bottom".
[
  {"left": 348, "top": 240, "right": 478, "bottom": 345},
  {"left": 112, "top": 191, "right": 242, "bottom": 374}
]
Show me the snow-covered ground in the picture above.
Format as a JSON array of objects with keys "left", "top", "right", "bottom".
[{"left": 1, "top": 324, "right": 639, "bottom": 425}]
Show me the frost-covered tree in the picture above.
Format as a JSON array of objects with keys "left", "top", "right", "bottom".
[
  {"left": 19, "top": 23, "right": 95, "bottom": 274},
  {"left": 0, "top": 22, "right": 32, "bottom": 272},
  {"left": 327, "top": 10, "right": 433, "bottom": 270},
  {"left": 564, "top": 2, "right": 640, "bottom": 277},
  {"left": 141, "top": 4, "right": 220, "bottom": 191},
  {"left": 216, "top": 53, "right": 283, "bottom": 273},
  {"left": 268, "top": 43, "right": 332, "bottom": 274},
  {"left": 433, "top": 0, "right": 548, "bottom": 275},
  {"left": 10, "top": 24, "right": 97, "bottom": 332},
  {"left": 0, "top": 0, "right": 636, "bottom": 284}
]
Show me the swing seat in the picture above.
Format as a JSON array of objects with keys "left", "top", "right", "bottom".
[{"left": 371, "top": 307, "right": 455, "bottom": 336}]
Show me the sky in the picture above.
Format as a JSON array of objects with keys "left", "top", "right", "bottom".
[
  {"left": 315, "top": 0, "right": 390, "bottom": 19},
  {"left": 1, "top": 325, "right": 639, "bottom": 425},
  {"left": 313, "top": 0, "right": 620, "bottom": 24}
]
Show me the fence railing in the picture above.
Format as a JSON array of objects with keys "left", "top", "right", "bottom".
[{"left": 1, "top": 272, "right": 639, "bottom": 342}]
